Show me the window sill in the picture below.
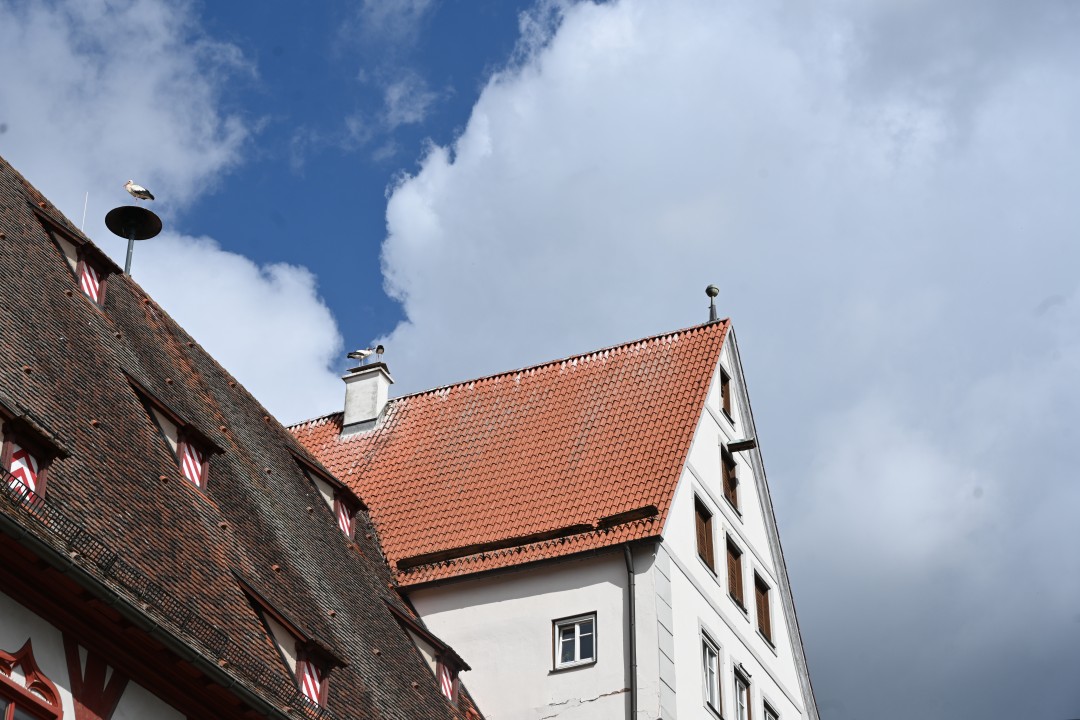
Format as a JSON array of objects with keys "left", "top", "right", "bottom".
[
  {"left": 722, "top": 494, "right": 743, "bottom": 520},
  {"left": 697, "top": 554, "right": 717, "bottom": 576},
  {"left": 705, "top": 702, "right": 724, "bottom": 719},
  {"left": 728, "top": 594, "right": 749, "bottom": 616},
  {"left": 757, "top": 630, "right": 778, "bottom": 654},
  {"left": 549, "top": 659, "right": 597, "bottom": 674},
  {"left": 721, "top": 408, "right": 736, "bottom": 426}
]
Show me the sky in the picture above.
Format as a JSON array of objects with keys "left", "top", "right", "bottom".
[{"left": 1, "top": 0, "right": 1079, "bottom": 718}]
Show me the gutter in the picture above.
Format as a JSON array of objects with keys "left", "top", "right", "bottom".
[
  {"left": 623, "top": 545, "right": 637, "bottom": 720},
  {"left": 0, "top": 510, "right": 294, "bottom": 720}
]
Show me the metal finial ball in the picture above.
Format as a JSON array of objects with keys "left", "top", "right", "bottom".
[{"left": 705, "top": 284, "right": 719, "bottom": 299}]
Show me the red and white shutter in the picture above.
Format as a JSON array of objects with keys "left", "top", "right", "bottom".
[
  {"left": 436, "top": 661, "right": 455, "bottom": 700},
  {"left": 8, "top": 443, "right": 40, "bottom": 494},
  {"left": 179, "top": 442, "right": 205, "bottom": 488},
  {"left": 79, "top": 263, "right": 101, "bottom": 303},
  {"left": 334, "top": 495, "right": 352, "bottom": 537},
  {"left": 298, "top": 657, "right": 323, "bottom": 705}
]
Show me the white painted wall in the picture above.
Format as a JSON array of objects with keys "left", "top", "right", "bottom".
[
  {"left": 0, "top": 589, "right": 186, "bottom": 720},
  {"left": 409, "top": 553, "right": 631, "bottom": 720}
]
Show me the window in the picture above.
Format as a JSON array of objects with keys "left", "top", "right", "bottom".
[
  {"left": 133, "top": 382, "right": 214, "bottom": 491},
  {"left": 1, "top": 423, "right": 54, "bottom": 499},
  {"left": 727, "top": 538, "right": 745, "bottom": 608},
  {"left": 0, "top": 639, "right": 61, "bottom": 720},
  {"left": 720, "top": 368, "right": 734, "bottom": 422},
  {"left": 764, "top": 701, "right": 779, "bottom": 720},
  {"left": 695, "top": 497, "right": 715, "bottom": 569},
  {"left": 77, "top": 258, "right": 105, "bottom": 306},
  {"left": 435, "top": 659, "right": 457, "bottom": 701},
  {"left": 701, "top": 635, "right": 721, "bottom": 713},
  {"left": 297, "top": 654, "right": 325, "bottom": 706},
  {"left": 297, "top": 458, "right": 359, "bottom": 539},
  {"left": 553, "top": 614, "right": 595, "bottom": 669},
  {"left": 754, "top": 573, "right": 772, "bottom": 643},
  {"left": 734, "top": 670, "right": 752, "bottom": 720},
  {"left": 722, "top": 448, "right": 738, "bottom": 510},
  {"left": 333, "top": 494, "right": 354, "bottom": 537}
]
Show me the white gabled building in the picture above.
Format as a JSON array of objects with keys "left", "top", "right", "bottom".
[{"left": 293, "top": 316, "right": 819, "bottom": 720}]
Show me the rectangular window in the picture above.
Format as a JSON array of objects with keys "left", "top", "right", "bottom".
[
  {"left": 6, "top": 442, "right": 41, "bottom": 495},
  {"left": 764, "top": 701, "right": 779, "bottom": 720},
  {"left": 695, "top": 497, "right": 714, "bottom": 569},
  {"left": 735, "top": 671, "right": 751, "bottom": 720},
  {"left": 297, "top": 655, "right": 324, "bottom": 706},
  {"left": 334, "top": 494, "right": 354, "bottom": 537},
  {"left": 77, "top": 261, "right": 103, "bottom": 305},
  {"left": 755, "top": 573, "right": 772, "bottom": 642},
  {"left": 436, "top": 660, "right": 457, "bottom": 701},
  {"left": 702, "top": 635, "right": 721, "bottom": 712},
  {"left": 727, "top": 538, "right": 745, "bottom": 608},
  {"left": 720, "top": 368, "right": 733, "bottom": 421},
  {"left": 722, "top": 448, "right": 738, "bottom": 510},
  {"left": 178, "top": 437, "right": 207, "bottom": 488},
  {"left": 554, "top": 614, "right": 595, "bottom": 669}
]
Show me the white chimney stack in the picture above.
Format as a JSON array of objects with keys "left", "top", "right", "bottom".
[{"left": 342, "top": 362, "right": 393, "bottom": 430}]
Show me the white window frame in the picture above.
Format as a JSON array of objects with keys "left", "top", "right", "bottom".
[
  {"left": 553, "top": 613, "right": 596, "bottom": 669},
  {"left": 734, "top": 670, "right": 751, "bottom": 720},
  {"left": 702, "top": 634, "right": 721, "bottom": 713}
]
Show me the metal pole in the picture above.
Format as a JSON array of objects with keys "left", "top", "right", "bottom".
[{"left": 124, "top": 227, "right": 135, "bottom": 275}]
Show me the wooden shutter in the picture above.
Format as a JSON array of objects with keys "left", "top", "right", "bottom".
[
  {"left": 727, "top": 540, "right": 743, "bottom": 605},
  {"left": 721, "top": 370, "right": 732, "bottom": 418},
  {"left": 695, "top": 499, "right": 714, "bottom": 568},
  {"left": 755, "top": 574, "right": 771, "bottom": 640},
  {"left": 722, "top": 451, "right": 738, "bottom": 509}
]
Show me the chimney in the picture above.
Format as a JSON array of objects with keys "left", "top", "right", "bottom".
[{"left": 342, "top": 362, "right": 394, "bottom": 431}]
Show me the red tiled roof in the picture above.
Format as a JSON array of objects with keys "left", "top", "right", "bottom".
[{"left": 290, "top": 321, "right": 730, "bottom": 586}]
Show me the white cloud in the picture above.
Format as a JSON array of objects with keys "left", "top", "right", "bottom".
[
  {"left": 377, "top": 0, "right": 1080, "bottom": 717},
  {"left": 350, "top": 0, "right": 436, "bottom": 49},
  {"left": 0, "top": 0, "right": 345, "bottom": 423},
  {"left": 382, "top": 72, "right": 439, "bottom": 129}
]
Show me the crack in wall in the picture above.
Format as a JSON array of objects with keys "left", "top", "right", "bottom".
[{"left": 539, "top": 687, "right": 630, "bottom": 719}]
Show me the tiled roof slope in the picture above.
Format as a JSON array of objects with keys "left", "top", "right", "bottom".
[
  {"left": 290, "top": 320, "right": 730, "bottom": 586},
  {"left": 0, "top": 154, "right": 479, "bottom": 720}
]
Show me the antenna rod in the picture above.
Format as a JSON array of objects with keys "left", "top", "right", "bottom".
[
  {"left": 80, "top": 192, "right": 88, "bottom": 231},
  {"left": 706, "top": 284, "right": 719, "bottom": 322}
]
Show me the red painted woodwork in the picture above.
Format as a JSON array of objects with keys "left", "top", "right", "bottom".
[
  {"left": 0, "top": 638, "right": 62, "bottom": 719},
  {"left": 63, "top": 635, "right": 129, "bottom": 720}
]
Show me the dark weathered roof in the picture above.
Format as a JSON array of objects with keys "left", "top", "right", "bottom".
[
  {"left": 0, "top": 154, "right": 479, "bottom": 719},
  {"left": 291, "top": 320, "right": 729, "bottom": 586}
]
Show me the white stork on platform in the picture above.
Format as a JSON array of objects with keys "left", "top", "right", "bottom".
[{"left": 124, "top": 180, "right": 155, "bottom": 202}]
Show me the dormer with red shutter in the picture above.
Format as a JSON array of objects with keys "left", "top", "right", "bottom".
[
  {"left": 128, "top": 378, "right": 218, "bottom": 491},
  {"left": 41, "top": 209, "right": 117, "bottom": 308},
  {"left": 385, "top": 602, "right": 470, "bottom": 707},
  {"left": 294, "top": 454, "right": 364, "bottom": 539},
  {"left": 0, "top": 403, "right": 67, "bottom": 499}
]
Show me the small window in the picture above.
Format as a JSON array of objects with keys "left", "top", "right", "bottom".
[
  {"left": 333, "top": 494, "right": 355, "bottom": 537},
  {"left": 727, "top": 538, "right": 745, "bottom": 608},
  {"left": 695, "top": 497, "right": 715, "bottom": 569},
  {"left": 720, "top": 368, "right": 734, "bottom": 422},
  {"left": 754, "top": 573, "right": 772, "bottom": 643},
  {"left": 297, "top": 654, "right": 326, "bottom": 706},
  {"left": 701, "top": 635, "right": 721, "bottom": 713},
  {"left": 734, "top": 670, "right": 752, "bottom": 720},
  {"left": 178, "top": 435, "right": 208, "bottom": 488},
  {"left": 0, "top": 639, "right": 62, "bottom": 720},
  {"left": 436, "top": 659, "right": 457, "bottom": 701},
  {"left": 77, "top": 258, "right": 105, "bottom": 305},
  {"left": 764, "top": 701, "right": 779, "bottom": 720},
  {"left": 553, "top": 614, "right": 595, "bottom": 669},
  {"left": 135, "top": 386, "right": 213, "bottom": 491},
  {"left": 722, "top": 448, "right": 738, "bottom": 510},
  {"left": 1, "top": 426, "right": 52, "bottom": 499}
]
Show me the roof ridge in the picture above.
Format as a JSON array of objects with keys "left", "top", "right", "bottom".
[{"left": 289, "top": 319, "right": 731, "bottom": 427}]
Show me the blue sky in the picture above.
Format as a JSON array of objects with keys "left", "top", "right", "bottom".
[{"left": 3, "top": 1, "right": 1080, "bottom": 719}]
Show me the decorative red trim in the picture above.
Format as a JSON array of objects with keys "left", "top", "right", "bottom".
[
  {"left": 64, "top": 635, "right": 130, "bottom": 720},
  {"left": 0, "top": 638, "right": 62, "bottom": 718}
]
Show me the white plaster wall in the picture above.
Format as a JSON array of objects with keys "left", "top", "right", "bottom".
[
  {"left": 659, "top": 341, "right": 807, "bottom": 719},
  {"left": 409, "top": 553, "right": 631, "bottom": 720},
  {"left": 0, "top": 589, "right": 186, "bottom": 720}
]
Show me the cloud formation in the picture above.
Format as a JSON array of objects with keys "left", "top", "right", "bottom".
[
  {"left": 0, "top": 0, "right": 345, "bottom": 423},
  {"left": 378, "top": 1, "right": 1080, "bottom": 717}
]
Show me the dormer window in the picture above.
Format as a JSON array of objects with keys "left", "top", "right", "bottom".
[
  {"left": 384, "top": 601, "right": 469, "bottom": 707},
  {"left": 237, "top": 575, "right": 342, "bottom": 709},
  {"left": 78, "top": 260, "right": 103, "bottom": 304},
  {"left": 1, "top": 419, "right": 58, "bottom": 499},
  {"left": 129, "top": 378, "right": 215, "bottom": 491},
  {"left": 295, "top": 455, "right": 361, "bottom": 539}
]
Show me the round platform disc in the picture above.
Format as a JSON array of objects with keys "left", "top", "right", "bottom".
[{"left": 105, "top": 206, "right": 162, "bottom": 241}]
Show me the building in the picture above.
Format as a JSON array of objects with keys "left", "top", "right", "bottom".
[
  {"left": 291, "top": 318, "right": 820, "bottom": 719},
  {"left": 0, "top": 154, "right": 481, "bottom": 720}
]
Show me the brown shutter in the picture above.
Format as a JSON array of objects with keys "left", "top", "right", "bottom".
[
  {"left": 727, "top": 540, "right": 743, "bottom": 604},
  {"left": 755, "top": 574, "right": 771, "bottom": 640},
  {"left": 722, "top": 452, "right": 738, "bottom": 509},
  {"left": 695, "top": 499, "right": 714, "bottom": 568},
  {"left": 721, "top": 371, "right": 732, "bottom": 417}
]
